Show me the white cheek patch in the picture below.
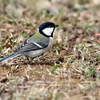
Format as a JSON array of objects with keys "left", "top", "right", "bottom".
[{"left": 42, "top": 27, "right": 54, "bottom": 36}]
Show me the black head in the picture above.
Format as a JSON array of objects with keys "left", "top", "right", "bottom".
[{"left": 39, "top": 22, "right": 59, "bottom": 37}]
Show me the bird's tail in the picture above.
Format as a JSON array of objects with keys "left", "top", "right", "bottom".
[{"left": 0, "top": 52, "right": 22, "bottom": 63}]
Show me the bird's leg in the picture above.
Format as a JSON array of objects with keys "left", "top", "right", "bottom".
[
  {"left": 34, "top": 60, "right": 40, "bottom": 65},
  {"left": 32, "top": 58, "right": 40, "bottom": 65},
  {"left": 26, "top": 57, "right": 31, "bottom": 63},
  {"left": 26, "top": 57, "right": 30, "bottom": 61},
  {"left": 32, "top": 58, "right": 42, "bottom": 67}
]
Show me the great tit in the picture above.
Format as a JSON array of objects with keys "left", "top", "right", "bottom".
[{"left": 0, "top": 22, "right": 59, "bottom": 63}]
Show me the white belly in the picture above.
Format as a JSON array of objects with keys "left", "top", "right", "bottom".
[{"left": 25, "top": 37, "right": 53, "bottom": 58}]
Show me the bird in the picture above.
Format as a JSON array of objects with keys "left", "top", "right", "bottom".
[{"left": 0, "top": 22, "right": 59, "bottom": 64}]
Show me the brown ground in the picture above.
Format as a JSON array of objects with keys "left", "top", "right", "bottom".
[{"left": 0, "top": 0, "right": 100, "bottom": 100}]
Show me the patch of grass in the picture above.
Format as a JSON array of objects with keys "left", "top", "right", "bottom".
[
  {"left": 51, "top": 64, "right": 60, "bottom": 73},
  {"left": 85, "top": 67, "right": 97, "bottom": 79},
  {"left": 0, "top": 0, "right": 100, "bottom": 100}
]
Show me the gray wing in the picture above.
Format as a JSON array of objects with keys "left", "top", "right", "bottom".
[{"left": 15, "top": 40, "right": 49, "bottom": 53}]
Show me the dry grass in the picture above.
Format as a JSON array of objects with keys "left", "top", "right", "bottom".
[{"left": 0, "top": 0, "right": 100, "bottom": 100}]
